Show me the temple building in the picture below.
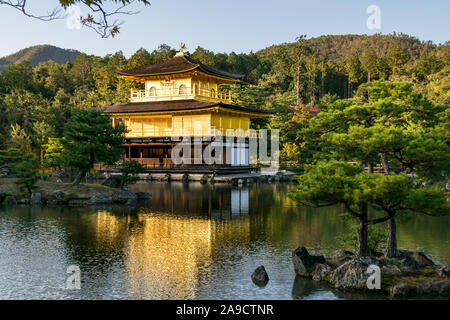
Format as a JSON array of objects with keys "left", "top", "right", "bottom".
[{"left": 104, "top": 46, "right": 272, "bottom": 173}]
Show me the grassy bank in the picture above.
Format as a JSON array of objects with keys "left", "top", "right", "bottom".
[{"left": 0, "top": 178, "right": 116, "bottom": 201}]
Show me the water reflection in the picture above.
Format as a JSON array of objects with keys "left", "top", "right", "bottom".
[{"left": 0, "top": 182, "right": 448, "bottom": 300}]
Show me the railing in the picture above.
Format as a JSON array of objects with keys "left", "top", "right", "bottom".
[{"left": 130, "top": 87, "right": 232, "bottom": 103}]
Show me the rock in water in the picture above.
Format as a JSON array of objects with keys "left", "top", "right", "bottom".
[
  {"left": 312, "top": 263, "right": 332, "bottom": 281},
  {"left": 417, "top": 280, "right": 450, "bottom": 296},
  {"left": 126, "top": 198, "right": 138, "bottom": 206},
  {"left": 330, "top": 256, "right": 380, "bottom": 289},
  {"left": 4, "top": 196, "right": 17, "bottom": 206},
  {"left": 135, "top": 192, "right": 151, "bottom": 200},
  {"left": 30, "top": 193, "right": 41, "bottom": 205},
  {"left": 292, "top": 246, "right": 326, "bottom": 277},
  {"left": 251, "top": 266, "right": 269, "bottom": 286},
  {"left": 111, "top": 189, "right": 137, "bottom": 203},
  {"left": 436, "top": 266, "right": 450, "bottom": 278},
  {"left": 390, "top": 283, "right": 416, "bottom": 298},
  {"left": 397, "top": 250, "right": 435, "bottom": 269},
  {"left": 52, "top": 190, "right": 64, "bottom": 201},
  {"left": 381, "top": 264, "right": 402, "bottom": 276},
  {"left": 90, "top": 193, "right": 113, "bottom": 204},
  {"left": 332, "top": 249, "right": 355, "bottom": 266},
  {"left": 102, "top": 176, "right": 122, "bottom": 188}
]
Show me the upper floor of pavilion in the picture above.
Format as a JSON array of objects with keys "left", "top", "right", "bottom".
[{"left": 118, "top": 48, "right": 244, "bottom": 104}]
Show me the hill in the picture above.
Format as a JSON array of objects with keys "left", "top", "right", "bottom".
[
  {"left": 256, "top": 33, "right": 430, "bottom": 62},
  {"left": 0, "top": 45, "right": 80, "bottom": 72}
]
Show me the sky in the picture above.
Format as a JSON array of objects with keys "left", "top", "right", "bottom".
[{"left": 0, "top": 0, "right": 449, "bottom": 58}]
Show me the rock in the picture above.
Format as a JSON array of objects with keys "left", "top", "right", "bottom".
[
  {"left": 330, "top": 256, "right": 380, "bottom": 289},
  {"left": 47, "top": 200, "right": 62, "bottom": 206},
  {"left": 17, "top": 198, "right": 30, "bottom": 205},
  {"left": 1, "top": 163, "right": 15, "bottom": 176},
  {"left": 397, "top": 250, "right": 435, "bottom": 269},
  {"left": 292, "top": 246, "right": 326, "bottom": 277},
  {"left": 390, "top": 283, "right": 416, "bottom": 298},
  {"left": 237, "top": 178, "right": 244, "bottom": 185},
  {"left": 90, "top": 193, "right": 113, "bottom": 204},
  {"left": 52, "top": 190, "right": 64, "bottom": 201},
  {"left": 251, "top": 266, "right": 269, "bottom": 286},
  {"left": 381, "top": 264, "right": 402, "bottom": 276},
  {"left": 126, "top": 198, "right": 138, "bottom": 206},
  {"left": 135, "top": 192, "right": 151, "bottom": 200},
  {"left": 417, "top": 280, "right": 450, "bottom": 296},
  {"left": 55, "top": 178, "right": 63, "bottom": 183},
  {"left": 30, "top": 193, "right": 42, "bottom": 205},
  {"left": 400, "top": 256, "right": 421, "bottom": 270},
  {"left": 312, "top": 263, "right": 332, "bottom": 281},
  {"left": 111, "top": 189, "right": 137, "bottom": 203},
  {"left": 200, "top": 174, "right": 209, "bottom": 184},
  {"left": 68, "top": 199, "right": 92, "bottom": 206},
  {"left": 436, "top": 266, "right": 450, "bottom": 278},
  {"left": 4, "top": 196, "right": 17, "bottom": 206},
  {"left": 102, "top": 175, "right": 122, "bottom": 188},
  {"left": 332, "top": 249, "right": 355, "bottom": 266}
]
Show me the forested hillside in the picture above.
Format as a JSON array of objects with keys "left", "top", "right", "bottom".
[
  {"left": 0, "top": 34, "right": 448, "bottom": 165},
  {"left": 0, "top": 45, "right": 80, "bottom": 72}
]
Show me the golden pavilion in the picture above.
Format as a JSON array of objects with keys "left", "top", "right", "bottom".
[{"left": 104, "top": 46, "right": 272, "bottom": 173}]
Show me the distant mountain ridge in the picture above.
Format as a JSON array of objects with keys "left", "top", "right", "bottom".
[{"left": 0, "top": 45, "right": 81, "bottom": 71}]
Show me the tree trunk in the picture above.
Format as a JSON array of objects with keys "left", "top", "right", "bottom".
[
  {"left": 357, "top": 203, "right": 369, "bottom": 257},
  {"left": 72, "top": 170, "right": 86, "bottom": 187},
  {"left": 40, "top": 148, "right": 44, "bottom": 164},
  {"left": 386, "top": 216, "right": 398, "bottom": 258},
  {"left": 380, "top": 152, "right": 390, "bottom": 175}
]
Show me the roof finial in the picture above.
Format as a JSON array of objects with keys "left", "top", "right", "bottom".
[{"left": 176, "top": 43, "right": 187, "bottom": 57}]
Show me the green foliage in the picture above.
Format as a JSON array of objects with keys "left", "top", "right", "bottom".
[
  {"left": 62, "top": 109, "right": 126, "bottom": 178},
  {"left": 43, "top": 138, "right": 64, "bottom": 168},
  {"left": 14, "top": 154, "right": 39, "bottom": 194},
  {"left": 118, "top": 160, "right": 146, "bottom": 189},
  {"left": 0, "top": 147, "right": 22, "bottom": 166},
  {"left": 337, "top": 214, "right": 387, "bottom": 256}
]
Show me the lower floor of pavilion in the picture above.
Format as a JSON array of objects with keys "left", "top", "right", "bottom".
[{"left": 96, "top": 138, "right": 256, "bottom": 174}]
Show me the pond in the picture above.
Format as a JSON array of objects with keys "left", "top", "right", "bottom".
[{"left": 0, "top": 182, "right": 448, "bottom": 299}]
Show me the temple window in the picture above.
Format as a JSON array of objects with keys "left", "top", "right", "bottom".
[{"left": 179, "top": 84, "right": 187, "bottom": 95}]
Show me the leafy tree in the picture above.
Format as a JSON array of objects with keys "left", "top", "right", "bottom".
[
  {"left": 14, "top": 154, "right": 39, "bottom": 195},
  {"left": 294, "top": 81, "right": 449, "bottom": 257},
  {"left": 118, "top": 160, "right": 146, "bottom": 189},
  {"left": 0, "top": 148, "right": 22, "bottom": 166},
  {"left": 126, "top": 48, "right": 153, "bottom": 70},
  {"left": 32, "top": 121, "right": 55, "bottom": 163},
  {"left": 9, "top": 124, "right": 32, "bottom": 153},
  {"left": 293, "top": 161, "right": 449, "bottom": 256},
  {"left": 43, "top": 138, "right": 64, "bottom": 169},
  {"left": 387, "top": 44, "right": 410, "bottom": 78},
  {"left": 0, "top": 61, "right": 37, "bottom": 93},
  {"left": 62, "top": 109, "right": 127, "bottom": 186}
]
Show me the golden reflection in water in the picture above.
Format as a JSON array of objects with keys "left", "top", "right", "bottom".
[
  {"left": 92, "top": 208, "right": 252, "bottom": 299},
  {"left": 125, "top": 214, "right": 214, "bottom": 299}
]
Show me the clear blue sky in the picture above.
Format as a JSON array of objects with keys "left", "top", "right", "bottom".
[{"left": 0, "top": 0, "right": 449, "bottom": 58}]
